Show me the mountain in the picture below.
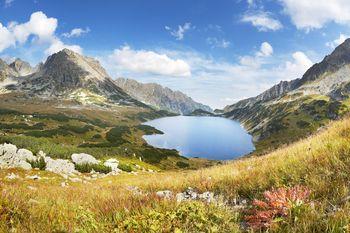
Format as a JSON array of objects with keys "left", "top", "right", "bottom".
[
  {"left": 9, "top": 58, "right": 36, "bottom": 76},
  {"left": 13, "top": 49, "right": 142, "bottom": 106},
  {"left": 115, "top": 78, "right": 213, "bottom": 115},
  {"left": 223, "top": 38, "right": 350, "bottom": 153}
]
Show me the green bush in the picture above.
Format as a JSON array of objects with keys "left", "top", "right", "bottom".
[
  {"left": 27, "top": 157, "right": 46, "bottom": 170},
  {"left": 75, "top": 163, "right": 112, "bottom": 174},
  {"left": 105, "top": 126, "right": 130, "bottom": 145},
  {"left": 176, "top": 161, "right": 190, "bottom": 168},
  {"left": 117, "top": 163, "right": 133, "bottom": 172}
]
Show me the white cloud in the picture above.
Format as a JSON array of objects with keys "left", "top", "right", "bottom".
[
  {"left": 0, "top": 23, "right": 15, "bottom": 52},
  {"left": 257, "top": 42, "right": 273, "bottom": 57},
  {"left": 239, "top": 42, "right": 273, "bottom": 68},
  {"left": 241, "top": 11, "right": 283, "bottom": 31},
  {"left": 62, "top": 27, "right": 90, "bottom": 38},
  {"left": 279, "top": 0, "right": 350, "bottom": 30},
  {"left": 45, "top": 38, "right": 82, "bottom": 55},
  {"left": 206, "top": 37, "right": 230, "bottom": 48},
  {"left": 326, "top": 34, "right": 349, "bottom": 48},
  {"left": 103, "top": 43, "right": 313, "bottom": 108},
  {"left": 165, "top": 22, "right": 192, "bottom": 40},
  {"left": 10, "top": 11, "right": 57, "bottom": 43},
  {"left": 0, "top": 11, "right": 82, "bottom": 56},
  {"left": 106, "top": 46, "right": 191, "bottom": 77},
  {"left": 4, "top": 0, "right": 14, "bottom": 8},
  {"left": 284, "top": 51, "right": 313, "bottom": 80}
]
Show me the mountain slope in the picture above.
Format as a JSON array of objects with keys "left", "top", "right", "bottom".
[
  {"left": 9, "top": 58, "right": 36, "bottom": 76},
  {"left": 115, "top": 78, "right": 212, "bottom": 115},
  {"left": 14, "top": 49, "right": 142, "bottom": 107},
  {"left": 223, "top": 39, "right": 350, "bottom": 153}
]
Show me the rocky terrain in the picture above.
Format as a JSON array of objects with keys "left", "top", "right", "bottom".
[
  {"left": 115, "top": 78, "right": 212, "bottom": 115},
  {"left": 1, "top": 49, "right": 143, "bottom": 107},
  {"left": 223, "top": 39, "right": 350, "bottom": 152}
]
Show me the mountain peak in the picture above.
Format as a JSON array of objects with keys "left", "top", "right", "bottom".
[{"left": 9, "top": 58, "right": 34, "bottom": 76}]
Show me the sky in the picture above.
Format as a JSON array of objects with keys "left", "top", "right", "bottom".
[{"left": 0, "top": 0, "right": 350, "bottom": 109}]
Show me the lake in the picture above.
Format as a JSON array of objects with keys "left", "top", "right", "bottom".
[{"left": 142, "top": 116, "right": 255, "bottom": 160}]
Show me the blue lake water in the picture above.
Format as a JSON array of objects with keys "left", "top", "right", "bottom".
[{"left": 142, "top": 116, "right": 255, "bottom": 160}]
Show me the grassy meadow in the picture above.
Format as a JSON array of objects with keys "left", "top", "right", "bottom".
[{"left": 1, "top": 100, "right": 350, "bottom": 231}]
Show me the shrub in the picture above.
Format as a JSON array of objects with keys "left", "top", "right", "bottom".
[
  {"left": 92, "top": 134, "right": 102, "bottom": 139},
  {"left": 106, "top": 126, "right": 130, "bottom": 145},
  {"left": 245, "top": 185, "right": 311, "bottom": 230},
  {"left": 27, "top": 157, "right": 46, "bottom": 170},
  {"left": 117, "top": 163, "right": 133, "bottom": 172},
  {"left": 75, "top": 163, "right": 112, "bottom": 174},
  {"left": 176, "top": 161, "right": 190, "bottom": 168}
]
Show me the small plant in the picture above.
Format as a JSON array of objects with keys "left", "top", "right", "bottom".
[
  {"left": 245, "top": 185, "right": 311, "bottom": 230},
  {"left": 27, "top": 157, "right": 46, "bottom": 170},
  {"left": 75, "top": 163, "right": 112, "bottom": 174},
  {"left": 117, "top": 163, "right": 133, "bottom": 172}
]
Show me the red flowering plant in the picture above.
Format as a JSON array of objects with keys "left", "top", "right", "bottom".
[{"left": 244, "top": 185, "right": 311, "bottom": 230}]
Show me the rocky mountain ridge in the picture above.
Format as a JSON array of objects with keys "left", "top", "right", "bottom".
[
  {"left": 223, "top": 38, "right": 350, "bottom": 152},
  {"left": 115, "top": 78, "right": 213, "bottom": 115},
  {"left": 0, "top": 49, "right": 143, "bottom": 107}
]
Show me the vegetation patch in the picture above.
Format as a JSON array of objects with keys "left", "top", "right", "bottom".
[{"left": 75, "top": 163, "right": 112, "bottom": 174}]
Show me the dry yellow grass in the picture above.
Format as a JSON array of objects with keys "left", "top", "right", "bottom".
[{"left": 2, "top": 116, "right": 350, "bottom": 232}]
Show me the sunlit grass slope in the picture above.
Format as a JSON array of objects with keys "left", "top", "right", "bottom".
[{"left": 2, "top": 115, "right": 350, "bottom": 232}]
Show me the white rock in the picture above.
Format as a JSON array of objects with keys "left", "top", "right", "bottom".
[
  {"left": 71, "top": 153, "right": 99, "bottom": 165},
  {"left": 17, "top": 148, "right": 36, "bottom": 161},
  {"left": 156, "top": 190, "right": 173, "bottom": 199},
  {"left": 6, "top": 173, "right": 19, "bottom": 180},
  {"left": 27, "top": 185, "right": 37, "bottom": 191},
  {"left": 0, "top": 144, "right": 32, "bottom": 170},
  {"left": 103, "top": 158, "right": 120, "bottom": 172},
  {"left": 45, "top": 157, "right": 76, "bottom": 175}
]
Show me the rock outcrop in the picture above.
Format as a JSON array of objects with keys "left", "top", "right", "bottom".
[
  {"left": 0, "top": 143, "right": 35, "bottom": 170},
  {"left": 71, "top": 153, "right": 99, "bottom": 165},
  {"left": 115, "top": 78, "right": 212, "bottom": 115}
]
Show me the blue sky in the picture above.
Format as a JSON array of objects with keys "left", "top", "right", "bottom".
[{"left": 1, "top": 0, "right": 350, "bottom": 108}]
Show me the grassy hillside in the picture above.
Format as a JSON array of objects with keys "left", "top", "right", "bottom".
[
  {"left": 0, "top": 93, "right": 216, "bottom": 170},
  {"left": 2, "top": 112, "right": 350, "bottom": 231},
  {"left": 230, "top": 94, "right": 350, "bottom": 155}
]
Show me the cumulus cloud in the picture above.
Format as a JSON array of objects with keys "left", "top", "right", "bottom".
[
  {"left": 45, "top": 38, "right": 82, "bottom": 55},
  {"left": 10, "top": 11, "right": 57, "bottom": 43},
  {"left": 279, "top": 0, "right": 350, "bottom": 30},
  {"left": 0, "top": 23, "right": 15, "bottom": 52},
  {"left": 326, "top": 34, "right": 349, "bottom": 48},
  {"left": 62, "top": 27, "right": 90, "bottom": 38},
  {"left": 106, "top": 46, "right": 191, "bottom": 77},
  {"left": 257, "top": 42, "right": 273, "bottom": 57},
  {"left": 284, "top": 51, "right": 313, "bottom": 80},
  {"left": 165, "top": 22, "right": 192, "bottom": 40},
  {"left": 206, "top": 37, "right": 230, "bottom": 48},
  {"left": 0, "top": 11, "right": 82, "bottom": 56},
  {"left": 239, "top": 42, "right": 273, "bottom": 68},
  {"left": 241, "top": 11, "right": 283, "bottom": 31}
]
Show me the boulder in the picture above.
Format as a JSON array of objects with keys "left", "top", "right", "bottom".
[
  {"left": 45, "top": 157, "right": 76, "bottom": 174},
  {"left": 71, "top": 153, "right": 99, "bottom": 165},
  {"left": 17, "top": 148, "right": 36, "bottom": 162},
  {"left": 103, "top": 158, "right": 120, "bottom": 172},
  {"left": 156, "top": 190, "right": 173, "bottom": 199},
  {"left": 0, "top": 143, "right": 32, "bottom": 170}
]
